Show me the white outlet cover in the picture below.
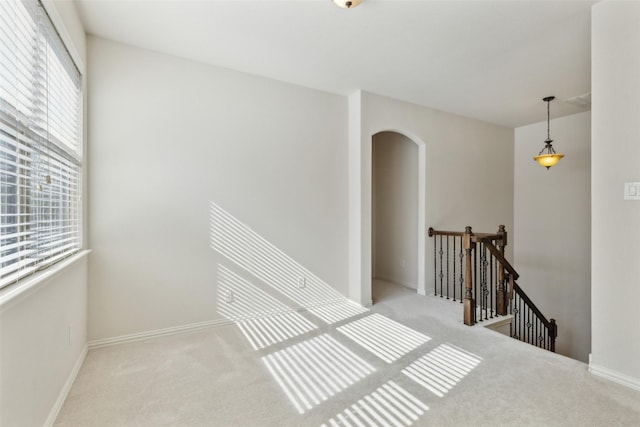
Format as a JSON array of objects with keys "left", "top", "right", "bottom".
[
  {"left": 225, "top": 291, "right": 234, "bottom": 303},
  {"left": 624, "top": 182, "right": 640, "bottom": 200}
]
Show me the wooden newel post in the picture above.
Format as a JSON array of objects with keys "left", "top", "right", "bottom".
[
  {"left": 496, "top": 224, "right": 508, "bottom": 315},
  {"left": 549, "top": 319, "right": 557, "bottom": 352},
  {"left": 463, "top": 226, "right": 475, "bottom": 325}
]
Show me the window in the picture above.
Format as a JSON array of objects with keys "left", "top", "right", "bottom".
[{"left": 0, "top": 0, "right": 82, "bottom": 289}]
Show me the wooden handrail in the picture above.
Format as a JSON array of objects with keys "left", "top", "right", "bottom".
[
  {"left": 428, "top": 225, "right": 557, "bottom": 352},
  {"left": 472, "top": 233, "right": 502, "bottom": 242},
  {"left": 480, "top": 237, "right": 554, "bottom": 332},
  {"left": 428, "top": 228, "right": 503, "bottom": 241},
  {"left": 513, "top": 280, "right": 557, "bottom": 352},
  {"left": 428, "top": 227, "right": 464, "bottom": 237},
  {"left": 512, "top": 281, "right": 552, "bottom": 327},
  {"left": 481, "top": 237, "right": 519, "bottom": 280}
]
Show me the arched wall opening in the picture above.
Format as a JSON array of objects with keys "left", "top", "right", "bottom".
[
  {"left": 348, "top": 90, "right": 514, "bottom": 308},
  {"left": 371, "top": 131, "right": 421, "bottom": 302},
  {"left": 348, "top": 92, "right": 432, "bottom": 307},
  {"left": 348, "top": 119, "right": 427, "bottom": 306}
]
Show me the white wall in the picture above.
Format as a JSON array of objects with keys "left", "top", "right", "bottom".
[
  {"left": 87, "top": 37, "right": 348, "bottom": 341},
  {"left": 0, "top": 256, "right": 88, "bottom": 427},
  {"left": 372, "top": 132, "right": 418, "bottom": 289},
  {"left": 0, "top": 2, "right": 88, "bottom": 426},
  {"left": 590, "top": 1, "right": 640, "bottom": 389},
  {"left": 514, "top": 111, "right": 591, "bottom": 362},
  {"left": 350, "top": 92, "right": 514, "bottom": 305}
]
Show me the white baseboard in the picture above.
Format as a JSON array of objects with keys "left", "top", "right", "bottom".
[
  {"left": 88, "top": 299, "right": 367, "bottom": 349},
  {"left": 589, "top": 362, "right": 640, "bottom": 392},
  {"left": 45, "top": 345, "right": 88, "bottom": 427},
  {"left": 373, "top": 275, "right": 418, "bottom": 291},
  {"left": 88, "top": 318, "right": 234, "bottom": 349}
]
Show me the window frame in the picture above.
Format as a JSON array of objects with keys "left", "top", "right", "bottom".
[{"left": 0, "top": 0, "right": 84, "bottom": 290}]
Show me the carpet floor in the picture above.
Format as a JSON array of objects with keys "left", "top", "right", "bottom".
[{"left": 55, "top": 280, "right": 640, "bottom": 426}]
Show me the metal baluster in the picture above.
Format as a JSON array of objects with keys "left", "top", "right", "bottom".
[
  {"left": 477, "top": 243, "right": 482, "bottom": 321},
  {"left": 518, "top": 298, "right": 525, "bottom": 341},
  {"left": 479, "top": 243, "right": 483, "bottom": 320},
  {"left": 453, "top": 237, "right": 456, "bottom": 301},
  {"left": 546, "top": 327, "right": 549, "bottom": 351},
  {"left": 484, "top": 244, "right": 489, "bottom": 320},
  {"left": 474, "top": 246, "right": 479, "bottom": 321},
  {"left": 459, "top": 236, "right": 464, "bottom": 304},
  {"left": 484, "top": 244, "right": 488, "bottom": 320},
  {"left": 493, "top": 251, "right": 498, "bottom": 316},
  {"left": 523, "top": 304, "right": 529, "bottom": 342},
  {"left": 526, "top": 307, "right": 530, "bottom": 344},
  {"left": 509, "top": 285, "right": 513, "bottom": 315},
  {"left": 524, "top": 306, "right": 528, "bottom": 344},
  {"left": 512, "top": 293, "right": 519, "bottom": 340},
  {"left": 482, "top": 243, "right": 487, "bottom": 320},
  {"left": 489, "top": 249, "right": 494, "bottom": 318},
  {"left": 519, "top": 295, "right": 523, "bottom": 341},
  {"left": 446, "top": 236, "right": 450, "bottom": 299},
  {"left": 531, "top": 309, "right": 535, "bottom": 345},
  {"left": 439, "top": 235, "right": 444, "bottom": 297},
  {"left": 515, "top": 294, "right": 519, "bottom": 340},
  {"left": 528, "top": 308, "right": 532, "bottom": 345},
  {"left": 533, "top": 311, "right": 537, "bottom": 346},
  {"left": 433, "top": 232, "right": 437, "bottom": 296}
]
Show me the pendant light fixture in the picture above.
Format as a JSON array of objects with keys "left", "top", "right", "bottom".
[
  {"left": 534, "top": 96, "right": 564, "bottom": 169},
  {"left": 333, "top": 0, "right": 362, "bottom": 9}
]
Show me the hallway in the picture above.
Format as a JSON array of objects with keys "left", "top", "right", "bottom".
[{"left": 55, "top": 280, "right": 639, "bottom": 426}]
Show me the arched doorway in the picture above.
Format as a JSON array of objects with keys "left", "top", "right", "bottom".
[{"left": 372, "top": 131, "right": 420, "bottom": 303}]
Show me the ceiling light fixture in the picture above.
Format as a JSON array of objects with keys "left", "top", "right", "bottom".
[
  {"left": 333, "top": 0, "right": 362, "bottom": 9},
  {"left": 534, "top": 96, "right": 564, "bottom": 170}
]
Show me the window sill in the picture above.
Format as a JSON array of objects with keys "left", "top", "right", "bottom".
[{"left": 0, "top": 249, "right": 91, "bottom": 308}]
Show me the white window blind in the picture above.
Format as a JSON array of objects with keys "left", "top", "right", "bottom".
[{"left": 0, "top": 0, "right": 82, "bottom": 289}]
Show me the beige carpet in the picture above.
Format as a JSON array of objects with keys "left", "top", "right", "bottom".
[{"left": 55, "top": 280, "right": 640, "bottom": 426}]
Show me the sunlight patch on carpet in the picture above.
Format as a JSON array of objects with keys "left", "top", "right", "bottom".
[
  {"left": 402, "top": 343, "right": 482, "bottom": 397},
  {"left": 322, "top": 380, "right": 429, "bottom": 427},
  {"left": 336, "top": 314, "right": 431, "bottom": 363},
  {"left": 262, "top": 334, "right": 375, "bottom": 414},
  {"left": 307, "top": 299, "right": 369, "bottom": 325}
]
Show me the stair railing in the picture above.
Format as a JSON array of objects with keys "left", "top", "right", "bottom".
[{"left": 428, "top": 225, "right": 557, "bottom": 352}]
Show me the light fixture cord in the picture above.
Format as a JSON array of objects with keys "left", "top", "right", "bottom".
[
  {"left": 546, "top": 98, "right": 550, "bottom": 141},
  {"left": 539, "top": 98, "right": 556, "bottom": 155}
]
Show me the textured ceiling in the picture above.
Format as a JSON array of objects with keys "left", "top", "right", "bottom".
[{"left": 75, "top": 0, "right": 597, "bottom": 128}]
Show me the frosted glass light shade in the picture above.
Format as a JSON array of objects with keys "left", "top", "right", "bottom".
[
  {"left": 534, "top": 153, "right": 564, "bottom": 169},
  {"left": 333, "top": 0, "right": 362, "bottom": 8}
]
